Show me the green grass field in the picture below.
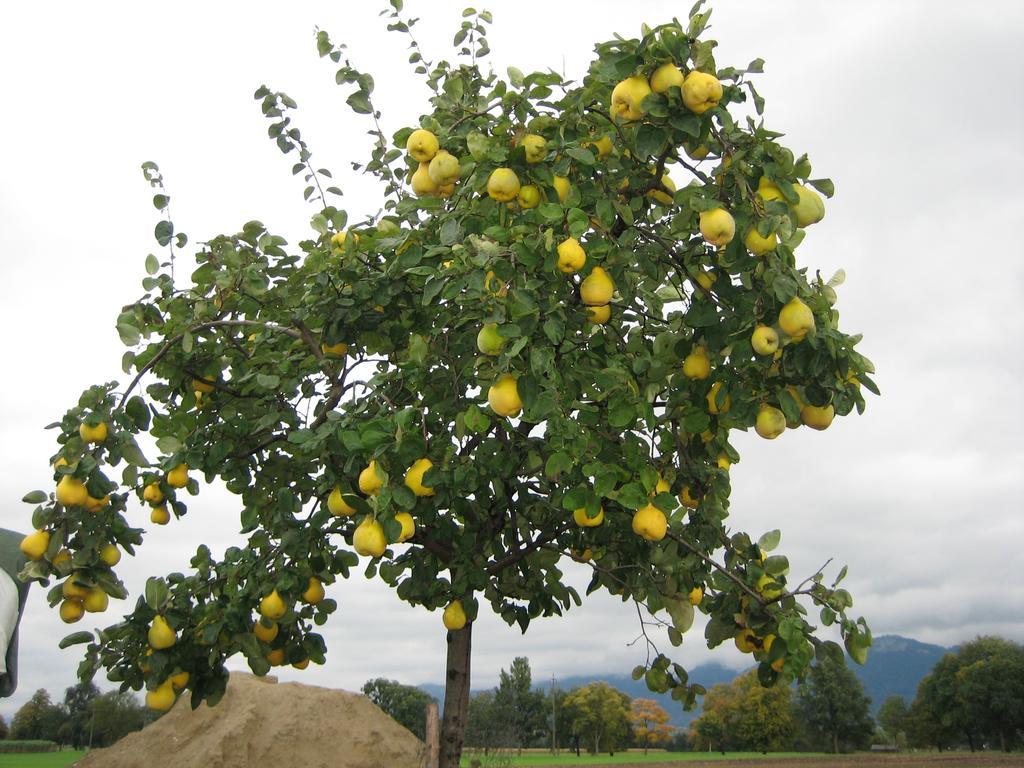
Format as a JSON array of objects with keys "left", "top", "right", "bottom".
[
  {"left": 460, "top": 752, "right": 822, "bottom": 766},
  {"left": 0, "top": 753, "right": 85, "bottom": 768}
]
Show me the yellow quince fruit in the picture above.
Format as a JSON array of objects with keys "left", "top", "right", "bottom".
[
  {"left": 353, "top": 517, "right": 387, "bottom": 558},
  {"left": 79, "top": 421, "right": 108, "bottom": 443},
  {"left": 404, "top": 458, "right": 435, "bottom": 497},
  {"left": 632, "top": 504, "right": 668, "bottom": 542},
  {"left": 405, "top": 129, "right": 439, "bottom": 163},
  {"left": 56, "top": 476, "right": 89, "bottom": 508},
  {"left": 699, "top": 208, "right": 736, "bottom": 247},
  {"left": 442, "top": 600, "right": 467, "bottom": 631},
  {"left": 358, "top": 460, "right": 384, "bottom": 496},
  {"left": 327, "top": 487, "right": 356, "bottom": 517},
  {"left": 650, "top": 62, "right": 684, "bottom": 93},
  {"left": 556, "top": 237, "right": 586, "bottom": 274},
  {"left": 148, "top": 615, "right": 177, "bottom": 650},
  {"left": 487, "top": 168, "right": 521, "bottom": 202},
  {"left": 20, "top": 530, "right": 50, "bottom": 561},
  {"left": 487, "top": 374, "right": 522, "bottom": 418},
  {"left": 682, "top": 70, "right": 723, "bottom": 114},
  {"left": 611, "top": 75, "right": 652, "bottom": 121}
]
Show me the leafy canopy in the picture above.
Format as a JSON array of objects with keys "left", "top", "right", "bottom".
[{"left": 19, "top": 0, "right": 874, "bottom": 713}]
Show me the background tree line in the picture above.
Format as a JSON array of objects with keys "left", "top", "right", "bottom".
[
  {"left": 6, "top": 682, "right": 148, "bottom": 748},
  {"left": 370, "top": 638, "right": 1024, "bottom": 755},
  {"left": 879, "top": 636, "right": 1024, "bottom": 753},
  {"left": 14, "top": 635, "right": 1018, "bottom": 754}
]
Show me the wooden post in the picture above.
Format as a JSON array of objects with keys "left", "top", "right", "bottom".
[
  {"left": 438, "top": 623, "right": 472, "bottom": 768},
  {"left": 424, "top": 701, "right": 439, "bottom": 768}
]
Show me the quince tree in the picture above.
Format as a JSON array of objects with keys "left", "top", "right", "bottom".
[{"left": 18, "top": 3, "right": 876, "bottom": 766}]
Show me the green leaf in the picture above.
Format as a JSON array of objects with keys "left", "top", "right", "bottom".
[
  {"left": 669, "top": 112, "right": 701, "bottom": 139},
  {"left": 845, "top": 631, "right": 870, "bottom": 665},
  {"left": 778, "top": 388, "right": 801, "bottom": 424},
  {"left": 22, "top": 491, "right": 48, "bottom": 504},
  {"left": 537, "top": 203, "right": 563, "bottom": 221},
  {"left": 777, "top": 618, "right": 802, "bottom": 643},
  {"left": 608, "top": 396, "right": 636, "bottom": 429},
  {"left": 144, "top": 577, "right": 169, "bottom": 611},
  {"left": 392, "top": 485, "right": 416, "bottom": 510},
  {"left": 120, "top": 437, "right": 150, "bottom": 468},
  {"left": 181, "top": 331, "right": 193, "bottom": 354},
  {"left": 757, "top": 529, "right": 781, "bottom": 552},
  {"left": 116, "top": 322, "right": 140, "bottom": 347},
  {"left": 155, "top": 436, "right": 182, "bottom": 454},
  {"left": 507, "top": 66, "right": 524, "bottom": 87},
  {"left": 59, "top": 631, "right": 94, "bottom": 649},
  {"left": 565, "top": 147, "right": 595, "bottom": 166},
  {"left": 145, "top": 254, "right": 160, "bottom": 275},
  {"left": 154, "top": 220, "right": 173, "bottom": 246},
  {"left": 615, "top": 482, "right": 649, "bottom": 511},
  {"left": 635, "top": 124, "right": 667, "bottom": 159},
  {"left": 542, "top": 317, "right": 564, "bottom": 344},
  {"left": 346, "top": 91, "right": 373, "bottom": 114},
  {"left": 809, "top": 178, "right": 835, "bottom": 198},
  {"left": 683, "top": 410, "right": 710, "bottom": 433},
  {"left": 463, "top": 405, "right": 490, "bottom": 434},
  {"left": 466, "top": 132, "right": 490, "bottom": 161},
  {"left": 544, "top": 451, "right": 573, "bottom": 479},
  {"left": 126, "top": 396, "right": 151, "bottom": 431},
  {"left": 612, "top": 200, "right": 634, "bottom": 226},
  {"left": 257, "top": 374, "right": 280, "bottom": 389},
  {"left": 665, "top": 598, "right": 694, "bottom": 634},
  {"left": 440, "top": 218, "right": 462, "bottom": 246}
]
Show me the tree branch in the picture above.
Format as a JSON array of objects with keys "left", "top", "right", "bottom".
[{"left": 664, "top": 530, "right": 765, "bottom": 606}]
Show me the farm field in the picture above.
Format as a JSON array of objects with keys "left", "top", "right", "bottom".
[
  {"left": 0, "top": 747, "right": 1020, "bottom": 768},
  {"left": 0, "top": 753, "right": 85, "bottom": 768},
  {"left": 460, "top": 752, "right": 1024, "bottom": 768}
]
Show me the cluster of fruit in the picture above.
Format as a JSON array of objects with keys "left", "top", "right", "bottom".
[
  {"left": 20, "top": 417, "right": 198, "bottom": 631},
  {"left": 21, "top": 422, "right": 125, "bottom": 624},
  {"left": 389, "top": 63, "right": 833, "bottom": 556}
]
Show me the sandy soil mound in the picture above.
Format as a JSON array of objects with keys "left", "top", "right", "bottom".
[{"left": 77, "top": 673, "right": 424, "bottom": 768}]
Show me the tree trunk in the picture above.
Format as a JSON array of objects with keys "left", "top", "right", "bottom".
[
  {"left": 438, "top": 624, "right": 472, "bottom": 768},
  {"left": 832, "top": 730, "right": 839, "bottom": 754}
]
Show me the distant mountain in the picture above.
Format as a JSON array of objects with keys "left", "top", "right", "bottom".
[
  {"left": 417, "top": 634, "right": 950, "bottom": 729},
  {"left": 854, "top": 634, "right": 949, "bottom": 712},
  {"left": 417, "top": 682, "right": 447, "bottom": 704}
]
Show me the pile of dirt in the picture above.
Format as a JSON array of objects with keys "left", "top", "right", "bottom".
[{"left": 78, "top": 672, "right": 424, "bottom": 768}]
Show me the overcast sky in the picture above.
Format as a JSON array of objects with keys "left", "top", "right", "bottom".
[{"left": 2, "top": 1, "right": 1023, "bottom": 720}]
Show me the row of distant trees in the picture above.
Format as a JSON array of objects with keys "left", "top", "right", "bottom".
[
  {"left": 5, "top": 682, "right": 148, "bottom": 748},
  {"left": 364, "top": 656, "right": 674, "bottom": 755},
  {"left": 688, "top": 635, "right": 1024, "bottom": 754},
  {"left": 365, "top": 654, "right": 869, "bottom": 755},
  {"left": 366, "top": 636, "right": 1024, "bottom": 755},
  {"left": 879, "top": 636, "right": 1024, "bottom": 753},
  {"left": 691, "top": 655, "right": 874, "bottom": 753},
  {"left": 11, "top": 635, "right": 1020, "bottom": 753}
]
